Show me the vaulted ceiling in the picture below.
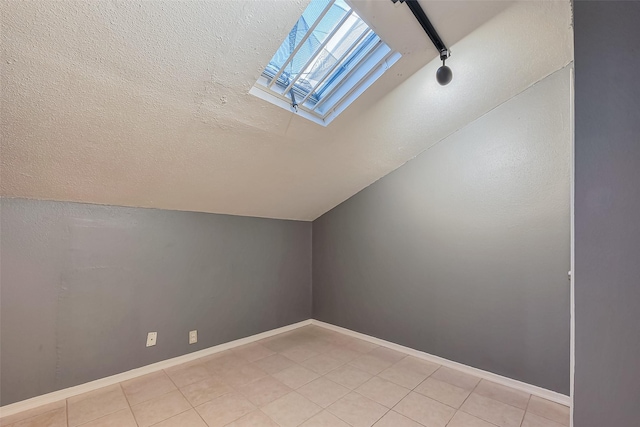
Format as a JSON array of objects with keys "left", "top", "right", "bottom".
[{"left": 1, "top": 0, "right": 573, "bottom": 220}]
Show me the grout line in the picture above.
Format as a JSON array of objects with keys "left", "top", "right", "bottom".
[
  {"left": 520, "top": 395, "right": 533, "bottom": 427},
  {"left": 454, "top": 379, "right": 524, "bottom": 427},
  {"left": 117, "top": 383, "right": 139, "bottom": 427},
  {"left": 70, "top": 386, "right": 137, "bottom": 427},
  {"left": 0, "top": 405, "right": 67, "bottom": 427},
  {"left": 444, "top": 375, "right": 482, "bottom": 427},
  {"left": 258, "top": 408, "right": 279, "bottom": 426},
  {"left": 458, "top": 392, "right": 476, "bottom": 409},
  {"left": 350, "top": 386, "right": 392, "bottom": 424},
  {"left": 147, "top": 409, "right": 193, "bottom": 427},
  {"left": 145, "top": 366, "right": 209, "bottom": 426},
  {"left": 383, "top": 364, "right": 434, "bottom": 424},
  {"left": 450, "top": 379, "right": 492, "bottom": 426}
]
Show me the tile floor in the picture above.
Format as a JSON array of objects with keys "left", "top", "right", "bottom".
[{"left": 0, "top": 326, "right": 570, "bottom": 427}]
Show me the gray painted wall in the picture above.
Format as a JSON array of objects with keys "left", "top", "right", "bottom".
[
  {"left": 574, "top": 2, "right": 640, "bottom": 425},
  {"left": 0, "top": 198, "right": 311, "bottom": 406},
  {"left": 313, "top": 68, "right": 572, "bottom": 394}
]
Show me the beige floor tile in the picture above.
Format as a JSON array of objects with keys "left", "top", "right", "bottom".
[
  {"left": 344, "top": 339, "right": 379, "bottom": 354},
  {"left": 367, "top": 347, "right": 406, "bottom": 364},
  {"left": 377, "top": 364, "right": 429, "bottom": 389},
  {"left": 447, "top": 411, "right": 497, "bottom": 427},
  {"left": 298, "top": 377, "right": 350, "bottom": 408},
  {"left": 325, "top": 365, "right": 373, "bottom": 389},
  {"left": 226, "top": 410, "right": 279, "bottom": 426},
  {"left": 280, "top": 344, "right": 320, "bottom": 363},
  {"left": 414, "top": 377, "right": 470, "bottom": 409},
  {"left": 283, "top": 330, "right": 312, "bottom": 343},
  {"left": 253, "top": 354, "right": 297, "bottom": 375},
  {"left": 261, "top": 392, "right": 322, "bottom": 427},
  {"left": 4, "top": 407, "right": 66, "bottom": 427},
  {"left": 522, "top": 412, "right": 567, "bottom": 427},
  {"left": 300, "top": 410, "right": 351, "bottom": 427},
  {"left": 197, "top": 350, "right": 234, "bottom": 365},
  {"left": 349, "top": 354, "right": 393, "bottom": 375},
  {"left": 316, "top": 334, "right": 347, "bottom": 346},
  {"left": 430, "top": 367, "right": 481, "bottom": 391},
  {"left": 121, "top": 371, "right": 177, "bottom": 406},
  {"left": 205, "top": 353, "right": 250, "bottom": 376},
  {"left": 327, "top": 392, "right": 388, "bottom": 427},
  {"left": 393, "top": 356, "right": 440, "bottom": 377},
  {"left": 195, "top": 392, "right": 255, "bottom": 427},
  {"left": 474, "top": 380, "right": 530, "bottom": 410},
  {"left": 79, "top": 408, "right": 138, "bottom": 427},
  {"left": 323, "top": 332, "right": 354, "bottom": 347},
  {"left": 304, "top": 339, "right": 341, "bottom": 355},
  {"left": 180, "top": 376, "right": 233, "bottom": 407},
  {"left": 303, "top": 326, "right": 333, "bottom": 338},
  {"left": 67, "top": 384, "right": 129, "bottom": 426},
  {"left": 330, "top": 340, "right": 362, "bottom": 355},
  {"left": 373, "top": 411, "right": 422, "bottom": 427},
  {"left": 233, "top": 343, "right": 275, "bottom": 362},
  {"left": 272, "top": 365, "right": 319, "bottom": 389},
  {"left": 131, "top": 390, "right": 191, "bottom": 427},
  {"left": 355, "top": 376, "right": 410, "bottom": 408},
  {"left": 235, "top": 375, "right": 291, "bottom": 407},
  {"left": 394, "top": 392, "right": 456, "bottom": 427},
  {"left": 301, "top": 354, "right": 345, "bottom": 375},
  {"left": 460, "top": 393, "right": 524, "bottom": 427},
  {"left": 0, "top": 401, "right": 66, "bottom": 426},
  {"left": 324, "top": 347, "right": 362, "bottom": 364},
  {"left": 165, "top": 362, "right": 211, "bottom": 388},
  {"left": 152, "top": 409, "right": 208, "bottom": 427},
  {"left": 260, "top": 336, "right": 299, "bottom": 353},
  {"left": 218, "top": 363, "right": 267, "bottom": 388},
  {"left": 526, "top": 396, "right": 570, "bottom": 426}
]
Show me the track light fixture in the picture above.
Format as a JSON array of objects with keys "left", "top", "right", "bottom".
[
  {"left": 392, "top": 0, "right": 452, "bottom": 85},
  {"left": 436, "top": 57, "right": 452, "bottom": 86}
]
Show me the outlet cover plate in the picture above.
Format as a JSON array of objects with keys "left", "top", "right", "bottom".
[
  {"left": 146, "top": 332, "right": 157, "bottom": 347},
  {"left": 189, "top": 330, "right": 198, "bottom": 344}
]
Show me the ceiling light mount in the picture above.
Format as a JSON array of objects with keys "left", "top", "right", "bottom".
[{"left": 392, "top": 0, "right": 452, "bottom": 85}]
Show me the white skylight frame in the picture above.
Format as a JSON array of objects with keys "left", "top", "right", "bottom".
[{"left": 249, "top": 0, "right": 401, "bottom": 126}]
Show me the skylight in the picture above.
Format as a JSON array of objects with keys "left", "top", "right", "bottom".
[{"left": 250, "top": 0, "right": 401, "bottom": 126}]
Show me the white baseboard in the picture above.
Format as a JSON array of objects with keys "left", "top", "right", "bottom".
[
  {"left": 311, "top": 320, "right": 571, "bottom": 407},
  {"left": 0, "top": 320, "right": 312, "bottom": 417},
  {"left": 1, "top": 318, "right": 571, "bottom": 417}
]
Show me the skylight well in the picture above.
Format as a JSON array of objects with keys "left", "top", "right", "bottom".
[{"left": 250, "top": 0, "right": 401, "bottom": 126}]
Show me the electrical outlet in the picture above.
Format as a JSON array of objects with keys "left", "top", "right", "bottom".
[
  {"left": 189, "top": 330, "right": 198, "bottom": 344},
  {"left": 146, "top": 332, "right": 157, "bottom": 347}
]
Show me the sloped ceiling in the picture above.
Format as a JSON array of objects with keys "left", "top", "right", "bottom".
[{"left": 0, "top": 0, "right": 573, "bottom": 220}]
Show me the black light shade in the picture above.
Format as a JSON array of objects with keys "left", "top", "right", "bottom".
[{"left": 436, "top": 64, "right": 453, "bottom": 85}]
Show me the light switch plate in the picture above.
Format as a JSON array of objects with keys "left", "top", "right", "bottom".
[
  {"left": 189, "top": 330, "right": 198, "bottom": 344},
  {"left": 146, "top": 332, "right": 157, "bottom": 347}
]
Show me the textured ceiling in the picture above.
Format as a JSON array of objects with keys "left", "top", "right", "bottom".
[{"left": 0, "top": 0, "right": 572, "bottom": 220}]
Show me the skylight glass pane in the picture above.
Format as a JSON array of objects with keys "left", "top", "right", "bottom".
[
  {"left": 265, "top": 0, "right": 346, "bottom": 91},
  {"left": 267, "top": 0, "right": 330, "bottom": 72},
  {"left": 298, "top": 14, "right": 369, "bottom": 103},
  {"left": 253, "top": 0, "right": 401, "bottom": 126},
  {"left": 315, "top": 42, "right": 393, "bottom": 116},
  {"left": 284, "top": 4, "right": 350, "bottom": 91},
  {"left": 307, "top": 31, "right": 378, "bottom": 106}
]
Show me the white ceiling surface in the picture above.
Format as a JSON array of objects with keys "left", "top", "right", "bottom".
[{"left": 1, "top": 1, "right": 573, "bottom": 220}]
